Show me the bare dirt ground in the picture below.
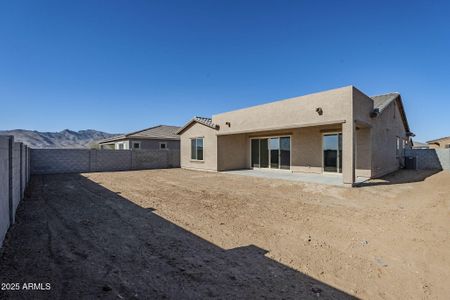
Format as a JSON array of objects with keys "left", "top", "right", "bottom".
[{"left": 0, "top": 169, "right": 449, "bottom": 299}]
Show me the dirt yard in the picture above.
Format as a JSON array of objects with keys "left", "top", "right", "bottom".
[{"left": 0, "top": 169, "right": 449, "bottom": 299}]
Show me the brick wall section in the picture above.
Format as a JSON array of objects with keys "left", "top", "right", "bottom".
[
  {"left": 0, "top": 136, "right": 31, "bottom": 247},
  {"left": 404, "top": 149, "right": 450, "bottom": 170},
  {"left": 30, "top": 149, "right": 180, "bottom": 175}
]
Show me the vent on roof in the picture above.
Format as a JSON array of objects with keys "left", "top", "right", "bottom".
[{"left": 370, "top": 108, "right": 380, "bottom": 118}]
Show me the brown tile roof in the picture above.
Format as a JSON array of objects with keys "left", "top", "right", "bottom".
[
  {"left": 176, "top": 116, "right": 219, "bottom": 135},
  {"left": 99, "top": 125, "right": 181, "bottom": 144}
]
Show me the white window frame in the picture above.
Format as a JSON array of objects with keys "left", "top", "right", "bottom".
[
  {"left": 159, "top": 142, "right": 168, "bottom": 150},
  {"left": 191, "top": 137, "right": 204, "bottom": 161},
  {"left": 116, "top": 142, "right": 125, "bottom": 150}
]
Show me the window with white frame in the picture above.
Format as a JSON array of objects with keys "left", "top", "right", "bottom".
[
  {"left": 159, "top": 142, "right": 167, "bottom": 150},
  {"left": 191, "top": 138, "right": 204, "bottom": 160}
]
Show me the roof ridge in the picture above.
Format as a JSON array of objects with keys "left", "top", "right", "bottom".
[{"left": 124, "top": 125, "right": 162, "bottom": 137}]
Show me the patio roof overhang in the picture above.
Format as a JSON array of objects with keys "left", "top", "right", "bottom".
[{"left": 215, "top": 120, "right": 347, "bottom": 136}]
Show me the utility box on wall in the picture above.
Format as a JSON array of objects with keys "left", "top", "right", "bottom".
[{"left": 405, "top": 156, "right": 417, "bottom": 170}]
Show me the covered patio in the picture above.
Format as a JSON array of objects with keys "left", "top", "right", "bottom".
[
  {"left": 216, "top": 120, "right": 372, "bottom": 187},
  {"left": 223, "top": 169, "right": 369, "bottom": 186}
]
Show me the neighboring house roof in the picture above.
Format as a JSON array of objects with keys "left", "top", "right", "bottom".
[
  {"left": 176, "top": 116, "right": 219, "bottom": 134},
  {"left": 370, "top": 92, "right": 412, "bottom": 135},
  {"left": 426, "top": 136, "right": 450, "bottom": 144},
  {"left": 99, "top": 125, "right": 181, "bottom": 144},
  {"left": 412, "top": 140, "right": 429, "bottom": 148}
]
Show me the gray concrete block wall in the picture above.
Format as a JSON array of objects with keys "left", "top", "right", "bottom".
[
  {"left": 0, "top": 136, "right": 31, "bottom": 248},
  {"left": 31, "top": 149, "right": 91, "bottom": 174},
  {"left": 12, "top": 143, "right": 21, "bottom": 222},
  {"left": 92, "top": 150, "right": 132, "bottom": 172},
  {"left": 0, "top": 137, "right": 10, "bottom": 248},
  {"left": 132, "top": 150, "right": 166, "bottom": 169},
  {"left": 404, "top": 149, "right": 450, "bottom": 170},
  {"left": 31, "top": 149, "right": 180, "bottom": 175}
]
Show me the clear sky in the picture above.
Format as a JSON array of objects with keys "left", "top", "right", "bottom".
[{"left": 0, "top": 0, "right": 449, "bottom": 142}]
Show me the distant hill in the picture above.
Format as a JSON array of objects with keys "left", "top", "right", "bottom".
[{"left": 0, "top": 129, "right": 120, "bottom": 149}]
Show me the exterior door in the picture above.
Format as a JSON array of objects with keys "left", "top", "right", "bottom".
[
  {"left": 323, "top": 133, "right": 342, "bottom": 173},
  {"left": 280, "top": 137, "right": 290, "bottom": 169},
  {"left": 269, "top": 138, "right": 279, "bottom": 168},
  {"left": 251, "top": 137, "right": 290, "bottom": 170}
]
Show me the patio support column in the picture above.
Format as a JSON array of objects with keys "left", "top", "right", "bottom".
[{"left": 342, "top": 121, "right": 356, "bottom": 186}]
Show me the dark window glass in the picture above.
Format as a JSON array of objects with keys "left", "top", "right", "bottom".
[
  {"left": 160, "top": 143, "right": 166, "bottom": 149},
  {"left": 280, "top": 137, "right": 290, "bottom": 170},
  {"left": 338, "top": 133, "right": 342, "bottom": 173},
  {"left": 260, "top": 139, "right": 269, "bottom": 168},
  {"left": 196, "top": 138, "right": 203, "bottom": 160},
  {"left": 251, "top": 139, "right": 260, "bottom": 167},
  {"left": 133, "top": 143, "right": 140, "bottom": 149},
  {"left": 191, "top": 139, "right": 196, "bottom": 159},
  {"left": 323, "top": 134, "right": 342, "bottom": 173},
  {"left": 269, "top": 138, "right": 279, "bottom": 168}
]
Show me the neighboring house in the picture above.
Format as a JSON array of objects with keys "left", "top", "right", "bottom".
[
  {"left": 177, "top": 86, "right": 414, "bottom": 186},
  {"left": 412, "top": 140, "right": 430, "bottom": 149},
  {"left": 98, "top": 125, "right": 180, "bottom": 150},
  {"left": 426, "top": 136, "right": 450, "bottom": 149}
]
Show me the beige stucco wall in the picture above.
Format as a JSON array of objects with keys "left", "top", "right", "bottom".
[
  {"left": 356, "top": 127, "right": 372, "bottom": 177},
  {"left": 213, "top": 86, "right": 353, "bottom": 135},
  {"left": 370, "top": 100, "right": 409, "bottom": 178},
  {"left": 353, "top": 87, "right": 375, "bottom": 126},
  {"left": 180, "top": 123, "right": 218, "bottom": 171},
  {"left": 427, "top": 137, "right": 450, "bottom": 149},
  {"left": 217, "top": 134, "right": 248, "bottom": 171}
]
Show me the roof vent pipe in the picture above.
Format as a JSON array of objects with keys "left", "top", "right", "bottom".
[{"left": 370, "top": 108, "right": 380, "bottom": 118}]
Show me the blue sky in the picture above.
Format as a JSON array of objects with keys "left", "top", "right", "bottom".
[{"left": 0, "top": 0, "right": 449, "bottom": 142}]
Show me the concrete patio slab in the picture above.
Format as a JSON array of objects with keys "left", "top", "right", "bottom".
[{"left": 223, "top": 169, "right": 369, "bottom": 186}]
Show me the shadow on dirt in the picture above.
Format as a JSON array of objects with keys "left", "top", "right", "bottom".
[
  {"left": 0, "top": 174, "right": 355, "bottom": 299},
  {"left": 357, "top": 169, "right": 441, "bottom": 187}
]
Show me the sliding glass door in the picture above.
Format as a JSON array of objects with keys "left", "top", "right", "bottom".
[
  {"left": 280, "top": 137, "right": 290, "bottom": 170},
  {"left": 269, "top": 138, "right": 279, "bottom": 168},
  {"left": 260, "top": 139, "right": 269, "bottom": 168},
  {"left": 323, "top": 133, "right": 342, "bottom": 173},
  {"left": 251, "top": 136, "right": 290, "bottom": 170}
]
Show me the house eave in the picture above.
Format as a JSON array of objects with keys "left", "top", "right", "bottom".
[{"left": 216, "top": 120, "right": 347, "bottom": 136}]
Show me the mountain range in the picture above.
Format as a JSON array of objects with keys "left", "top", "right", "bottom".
[{"left": 0, "top": 129, "right": 119, "bottom": 149}]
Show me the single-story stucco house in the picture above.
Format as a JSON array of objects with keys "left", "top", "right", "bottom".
[
  {"left": 177, "top": 86, "right": 414, "bottom": 186},
  {"left": 98, "top": 125, "right": 180, "bottom": 150},
  {"left": 412, "top": 140, "right": 430, "bottom": 149},
  {"left": 426, "top": 136, "right": 450, "bottom": 149}
]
